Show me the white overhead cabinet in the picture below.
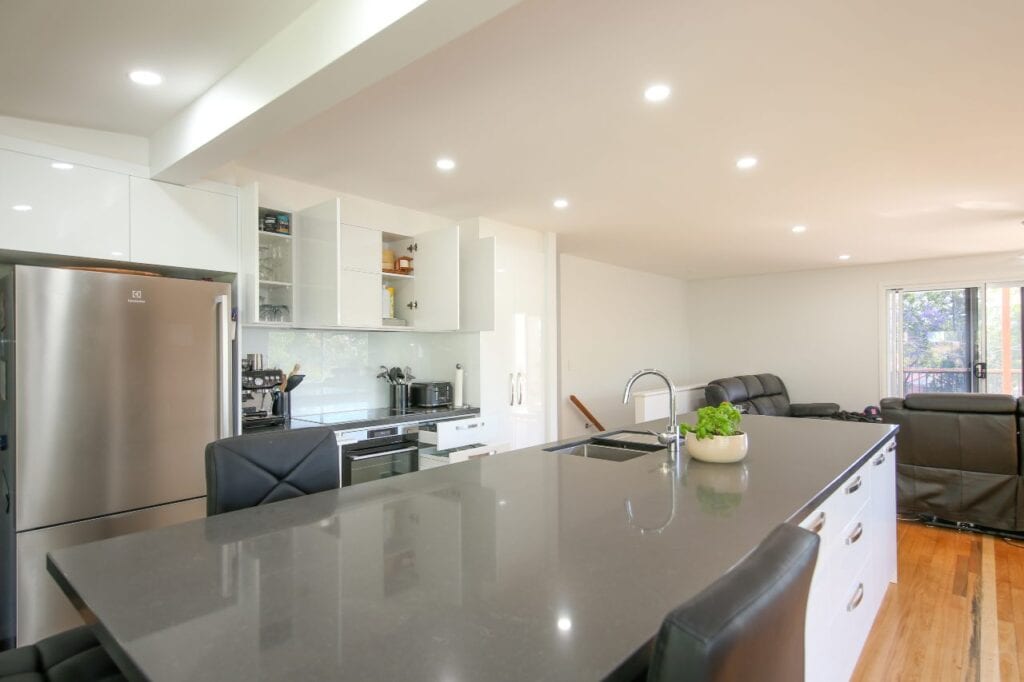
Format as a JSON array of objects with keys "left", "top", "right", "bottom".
[
  {"left": 339, "top": 223, "right": 383, "bottom": 328},
  {"left": 384, "top": 226, "right": 461, "bottom": 331},
  {"left": 294, "top": 199, "right": 343, "bottom": 328},
  {"left": 128, "top": 177, "right": 238, "bottom": 272},
  {"left": 0, "top": 148, "right": 130, "bottom": 261}
]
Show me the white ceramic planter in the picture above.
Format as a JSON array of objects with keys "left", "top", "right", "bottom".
[{"left": 685, "top": 431, "right": 749, "bottom": 463}]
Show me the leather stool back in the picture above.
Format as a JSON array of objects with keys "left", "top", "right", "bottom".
[
  {"left": 205, "top": 428, "right": 339, "bottom": 516},
  {"left": 647, "top": 523, "right": 819, "bottom": 682}
]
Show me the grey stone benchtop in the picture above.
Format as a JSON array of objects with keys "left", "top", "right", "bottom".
[{"left": 47, "top": 415, "right": 895, "bottom": 682}]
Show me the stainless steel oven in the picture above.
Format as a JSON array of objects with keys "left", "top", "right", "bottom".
[{"left": 340, "top": 426, "right": 419, "bottom": 487}]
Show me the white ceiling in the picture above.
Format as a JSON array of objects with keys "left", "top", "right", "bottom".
[
  {"left": 0, "top": 0, "right": 317, "bottom": 135},
  {"left": 233, "top": 0, "right": 1024, "bottom": 279}
]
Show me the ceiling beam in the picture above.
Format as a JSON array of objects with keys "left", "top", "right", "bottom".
[{"left": 149, "top": 0, "right": 521, "bottom": 184}]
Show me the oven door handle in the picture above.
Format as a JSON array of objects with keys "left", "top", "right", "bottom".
[{"left": 347, "top": 446, "right": 418, "bottom": 461}]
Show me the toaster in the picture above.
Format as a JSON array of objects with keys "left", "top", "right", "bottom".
[{"left": 410, "top": 381, "right": 453, "bottom": 408}]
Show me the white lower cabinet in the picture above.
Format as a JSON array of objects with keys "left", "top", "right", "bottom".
[
  {"left": 0, "top": 148, "right": 130, "bottom": 260},
  {"left": 801, "top": 437, "right": 897, "bottom": 682},
  {"left": 129, "top": 177, "right": 238, "bottom": 271}
]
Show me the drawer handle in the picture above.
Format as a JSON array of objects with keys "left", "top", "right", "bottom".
[
  {"left": 847, "top": 583, "right": 865, "bottom": 612},
  {"left": 455, "top": 422, "right": 483, "bottom": 431},
  {"left": 845, "top": 475, "right": 862, "bottom": 495},
  {"left": 808, "top": 511, "right": 826, "bottom": 534},
  {"left": 845, "top": 522, "right": 864, "bottom": 545},
  {"left": 873, "top": 452, "right": 885, "bottom": 466}
]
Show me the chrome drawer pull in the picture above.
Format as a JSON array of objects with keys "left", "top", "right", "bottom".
[
  {"left": 455, "top": 422, "right": 483, "bottom": 431},
  {"left": 808, "top": 511, "right": 826, "bottom": 534},
  {"left": 845, "top": 475, "right": 862, "bottom": 495},
  {"left": 845, "top": 522, "right": 864, "bottom": 545},
  {"left": 847, "top": 583, "right": 865, "bottom": 612},
  {"left": 873, "top": 452, "right": 885, "bottom": 466}
]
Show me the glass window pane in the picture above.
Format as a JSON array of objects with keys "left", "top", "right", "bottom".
[
  {"left": 900, "top": 289, "right": 971, "bottom": 394},
  {"left": 985, "top": 285, "right": 1022, "bottom": 397}
]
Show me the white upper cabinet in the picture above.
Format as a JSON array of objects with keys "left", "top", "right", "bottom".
[
  {"left": 294, "top": 199, "right": 340, "bottom": 328},
  {"left": 411, "top": 224, "right": 461, "bottom": 331},
  {"left": 129, "top": 177, "right": 238, "bottom": 272},
  {"left": 0, "top": 148, "right": 130, "bottom": 261},
  {"left": 339, "top": 224, "right": 381, "bottom": 273}
]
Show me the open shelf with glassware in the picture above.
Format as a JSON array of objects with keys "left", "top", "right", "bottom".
[{"left": 257, "top": 209, "right": 294, "bottom": 324}]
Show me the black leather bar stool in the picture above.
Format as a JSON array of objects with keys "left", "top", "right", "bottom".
[
  {"left": 646, "top": 523, "right": 819, "bottom": 682},
  {"left": 0, "top": 625, "right": 125, "bottom": 681},
  {"left": 205, "top": 428, "right": 339, "bottom": 516}
]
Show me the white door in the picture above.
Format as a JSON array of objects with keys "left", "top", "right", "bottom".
[
  {"left": 129, "top": 177, "right": 237, "bottom": 271},
  {"left": 0, "top": 149, "right": 130, "bottom": 260},
  {"left": 411, "top": 225, "right": 460, "bottom": 330}
]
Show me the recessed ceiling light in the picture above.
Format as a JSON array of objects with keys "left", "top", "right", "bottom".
[
  {"left": 644, "top": 84, "right": 671, "bottom": 102},
  {"left": 791, "top": 224, "right": 807, "bottom": 234},
  {"left": 11, "top": 204, "right": 32, "bottom": 212},
  {"left": 838, "top": 254, "right": 851, "bottom": 261},
  {"left": 736, "top": 156, "right": 758, "bottom": 170},
  {"left": 51, "top": 161, "right": 74, "bottom": 170},
  {"left": 129, "top": 70, "right": 163, "bottom": 86},
  {"left": 435, "top": 158, "right": 456, "bottom": 171},
  {"left": 557, "top": 616, "right": 572, "bottom": 632},
  {"left": 111, "top": 251, "right": 125, "bottom": 257},
  {"left": 553, "top": 198, "right": 569, "bottom": 210}
]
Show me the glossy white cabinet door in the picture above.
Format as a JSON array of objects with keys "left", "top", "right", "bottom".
[
  {"left": 339, "top": 224, "right": 381, "bottom": 273},
  {"left": 413, "top": 224, "right": 460, "bottom": 330},
  {"left": 295, "top": 199, "right": 340, "bottom": 327},
  {"left": 339, "top": 269, "right": 383, "bottom": 328},
  {"left": 0, "top": 149, "right": 130, "bottom": 260},
  {"left": 479, "top": 222, "right": 548, "bottom": 450},
  {"left": 129, "top": 177, "right": 237, "bottom": 272}
]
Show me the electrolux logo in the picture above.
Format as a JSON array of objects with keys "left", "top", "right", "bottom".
[{"left": 128, "top": 289, "right": 146, "bottom": 304}]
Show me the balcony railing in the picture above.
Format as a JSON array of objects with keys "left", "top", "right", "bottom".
[{"left": 903, "top": 368, "right": 1023, "bottom": 396}]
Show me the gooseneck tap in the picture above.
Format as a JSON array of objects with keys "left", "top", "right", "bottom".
[{"left": 622, "top": 368, "right": 680, "bottom": 465}]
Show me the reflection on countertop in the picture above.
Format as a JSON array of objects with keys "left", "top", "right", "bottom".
[{"left": 48, "top": 415, "right": 895, "bottom": 682}]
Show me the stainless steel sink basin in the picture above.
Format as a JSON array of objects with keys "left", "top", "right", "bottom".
[{"left": 547, "top": 442, "right": 653, "bottom": 462}]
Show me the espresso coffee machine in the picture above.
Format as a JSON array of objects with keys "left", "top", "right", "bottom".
[{"left": 242, "top": 354, "right": 285, "bottom": 430}]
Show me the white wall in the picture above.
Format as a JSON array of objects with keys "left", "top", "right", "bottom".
[
  {"left": 686, "top": 250, "right": 1024, "bottom": 410},
  {"left": 559, "top": 255, "right": 688, "bottom": 438}
]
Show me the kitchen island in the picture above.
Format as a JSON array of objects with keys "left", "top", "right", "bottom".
[{"left": 47, "top": 415, "right": 896, "bottom": 681}]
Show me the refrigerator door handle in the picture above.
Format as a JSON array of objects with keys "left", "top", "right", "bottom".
[{"left": 215, "top": 294, "right": 232, "bottom": 439}]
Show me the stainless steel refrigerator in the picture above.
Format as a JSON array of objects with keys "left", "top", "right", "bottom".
[{"left": 0, "top": 265, "right": 234, "bottom": 648}]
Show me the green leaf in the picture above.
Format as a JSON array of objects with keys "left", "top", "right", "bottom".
[{"left": 678, "top": 401, "right": 743, "bottom": 440}]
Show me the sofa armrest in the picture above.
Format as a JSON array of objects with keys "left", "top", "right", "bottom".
[{"left": 790, "top": 402, "right": 840, "bottom": 418}]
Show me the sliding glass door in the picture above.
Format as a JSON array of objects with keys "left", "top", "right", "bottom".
[{"left": 888, "top": 284, "right": 1023, "bottom": 397}]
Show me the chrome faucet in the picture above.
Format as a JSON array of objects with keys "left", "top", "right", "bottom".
[{"left": 622, "top": 368, "right": 680, "bottom": 465}]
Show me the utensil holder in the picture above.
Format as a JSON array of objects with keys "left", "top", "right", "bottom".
[{"left": 390, "top": 384, "right": 409, "bottom": 411}]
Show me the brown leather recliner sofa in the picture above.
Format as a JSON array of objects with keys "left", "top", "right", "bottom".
[{"left": 880, "top": 393, "right": 1022, "bottom": 532}]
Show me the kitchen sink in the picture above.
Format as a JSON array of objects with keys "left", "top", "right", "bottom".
[
  {"left": 550, "top": 443, "right": 651, "bottom": 462},
  {"left": 545, "top": 430, "right": 666, "bottom": 462}
]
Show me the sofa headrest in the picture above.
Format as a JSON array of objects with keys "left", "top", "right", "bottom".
[
  {"left": 903, "top": 392, "right": 1017, "bottom": 414},
  {"left": 709, "top": 374, "right": 787, "bottom": 402}
]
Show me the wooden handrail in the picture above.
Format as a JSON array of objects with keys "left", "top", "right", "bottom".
[{"left": 569, "top": 394, "right": 605, "bottom": 431}]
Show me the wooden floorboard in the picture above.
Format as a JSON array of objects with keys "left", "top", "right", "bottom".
[{"left": 851, "top": 522, "right": 1024, "bottom": 682}]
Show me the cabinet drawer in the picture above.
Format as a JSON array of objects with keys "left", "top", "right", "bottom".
[
  {"left": 419, "top": 418, "right": 486, "bottom": 450},
  {"left": 800, "top": 457, "right": 871, "bottom": 553}
]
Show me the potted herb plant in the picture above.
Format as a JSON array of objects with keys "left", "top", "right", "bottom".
[{"left": 679, "top": 402, "right": 749, "bottom": 463}]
